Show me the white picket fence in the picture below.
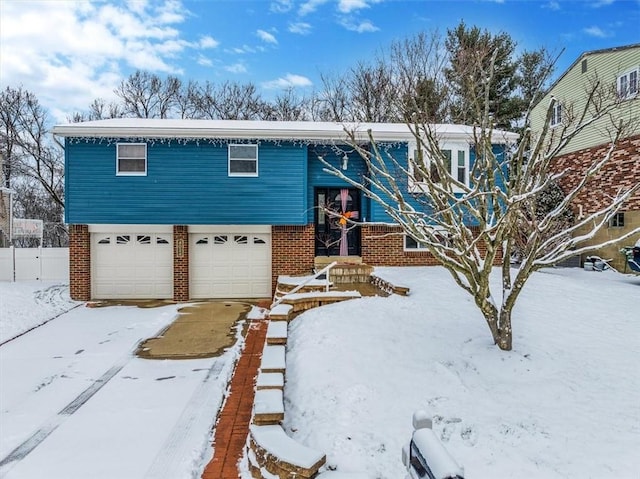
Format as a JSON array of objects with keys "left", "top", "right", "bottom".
[{"left": 0, "top": 247, "right": 69, "bottom": 281}]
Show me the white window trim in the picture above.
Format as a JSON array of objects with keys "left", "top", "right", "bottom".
[
  {"left": 116, "top": 143, "right": 147, "bottom": 176},
  {"left": 617, "top": 66, "right": 639, "bottom": 100},
  {"left": 228, "top": 144, "right": 259, "bottom": 177},
  {"left": 550, "top": 102, "right": 562, "bottom": 128},
  {"left": 403, "top": 234, "right": 429, "bottom": 251},
  {"left": 403, "top": 227, "right": 450, "bottom": 251},
  {"left": 407, "top": 140, "right": 469, "bottom": 193}
]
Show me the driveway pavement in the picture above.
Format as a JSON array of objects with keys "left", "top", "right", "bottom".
[{"left": 0, "top": 303, "right": 243, "bottom": 479}]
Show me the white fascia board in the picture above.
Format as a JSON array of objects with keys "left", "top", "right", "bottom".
[{"left": 52, "top": 119, "right": 518, "bottom": 144}]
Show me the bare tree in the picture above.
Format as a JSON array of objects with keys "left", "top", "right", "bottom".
[
  {"left": 0, "top": 86, "right": 64, "bottom": 208},
  {"left": 263, "top": 88, "right": 311, "bottom": 121},
  {"left": 69, "top": 98, "right": 123, "bottom": 123},
  {"left": 321, "top": 52, "right": 638, "bottom": 351},
  {"left": 114, "top": 70, "right": 182, "bottom": 118}
]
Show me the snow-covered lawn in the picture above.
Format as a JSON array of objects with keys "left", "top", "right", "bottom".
[
  {"left": 0, "top": 281, "right": 79, "bottom": 344},
  {"left": 284, "top": 267, "right": 640, "bottom": 478},
  {"left": 0, "top": 282, "right": 245, "bottom": 479}
]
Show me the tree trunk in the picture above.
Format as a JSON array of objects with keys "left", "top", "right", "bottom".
[
  {"left": 481, "top": 306, "right": 513, "bottom": 351},
  {"left": 495, "top": 308, "right": 513, "bottom": 351}
]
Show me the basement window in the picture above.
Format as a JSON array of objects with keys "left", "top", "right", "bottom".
[{"left": 116, "top": 143, "right": 147, "bottom": 176}]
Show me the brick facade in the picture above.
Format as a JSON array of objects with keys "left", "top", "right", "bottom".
[
  {"left": 361, "top": 224, "right": 442, "bottom": 266},
  {"left": 271, "top": 225, "right": 315, "bottom": 290},
  {"left": 552, "top": 134, "right": 640, "bottom": 270},
  {"left": 553, "top": 134, "right": 640, "bottom": 214},
  {"left": 361, "top": 224, "right": 501, "bottom": 266},
  {"left": 173, "top": 225, "right": 189, "bottom": 302},
  {"left": 69, "top": 224, "right": 90, "bottom": 301}
]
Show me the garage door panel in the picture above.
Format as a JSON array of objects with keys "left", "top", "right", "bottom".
[
  {"left": 92, "top": 233, "right": 173, "bottom": 299},
  {"left": 190, "top": 230, "right": 271, "bottom": 299}
]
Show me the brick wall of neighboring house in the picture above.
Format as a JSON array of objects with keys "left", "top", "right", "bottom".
[
  {"left": 69, "top": 224, "right": 90, "bottom": 301},
  {"left": 173, "top": 225, "right": 189, "bottom": 302},
  {"left": 553, "top": 135, "right": 640, "bottom": 213},
  {"left": 272, "top": 225, "right": 315, "bottom": 290},
  {"left": 552, "top": 134, "right": 640, "bottom": 271}
]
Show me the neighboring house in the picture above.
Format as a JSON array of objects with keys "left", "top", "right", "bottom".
[
  {"left": 531, "top": 43, "right": 640, "bottom": 271},
  {"left": 52, "top": 119, "right": 516, "bottom": 301}
]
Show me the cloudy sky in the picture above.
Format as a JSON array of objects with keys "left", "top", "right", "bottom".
[{"left": 1, "top": 0, "right": 638, "bottom": 122}]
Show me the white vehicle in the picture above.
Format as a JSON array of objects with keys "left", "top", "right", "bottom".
[{"left": 402, "top": 411, "right": 464, "bottom": 479}]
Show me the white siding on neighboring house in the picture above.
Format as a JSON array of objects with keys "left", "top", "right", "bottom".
[{"left": 531, "top": 45, "right": 640, "bottom": 155}]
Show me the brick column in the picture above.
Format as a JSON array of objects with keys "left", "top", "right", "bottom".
[
  {"left": 271, "top": 224, "right": 315, "bottom": 291},
  {"left": 69, "top": 224, "right": 90, "bottom": 301},
  {"left": 173, "top": 225, "right": 189, "bottom": 302}
]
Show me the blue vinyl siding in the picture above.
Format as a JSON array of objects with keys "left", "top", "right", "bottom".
[
  {"left": 65, "top": 139, "right": 308, "bottom": 225},
  {"left": 365, "top": 143, "right": 411, "bottom": 223}
]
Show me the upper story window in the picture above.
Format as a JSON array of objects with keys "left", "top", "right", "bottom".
[
  {"left": 408, "top": 141, "right": 469, "bottom": 192},
  {"left": 609, "top": 212, "right": 625, "bottom": 228},
  {"left": 550, "top": 102, "right": 562, "bottom": 127},
  {"left": 116, "top": 143, "right": 147, "bottom": 176},
  {"left": 228, "top": 144, "right": 258, "bottom": 177},
  {"left": 618, "top": 67, "right": 638, "bottom": 100}
]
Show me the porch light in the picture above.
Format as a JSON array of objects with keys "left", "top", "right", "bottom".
[{"left": 342, "top": 153, "right": 349, "bottom": 170}]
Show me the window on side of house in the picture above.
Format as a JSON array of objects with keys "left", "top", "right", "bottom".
[
  {"left": 550, "top": 102, "right": 562, "bottom": 127},
  {"left": 116, "top": 143, "right": 147, "bottom": 176},
  {"left": 228, "top": 144, "right": 258, "bottom": 176},
  {"left": 408, "top": 141, "right": 469, "bottom": 192},
  {"left": 618, "top": 67, "right": 639, "bottom": 99},
  {"left": 610, "top": 212, "right": 625, "bottom": 228}
]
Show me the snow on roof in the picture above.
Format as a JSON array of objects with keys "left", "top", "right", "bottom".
[{"left": 51, "top": 118, "right": 518, "bottom": 143}]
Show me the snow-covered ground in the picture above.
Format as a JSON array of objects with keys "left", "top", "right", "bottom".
[
  {"left": 0, "top": 282, "right": 246, "bottom": 479},
  {"left": 2, "top": 268, "right": 639, "bottom": 479},
  {"left": 284, "top": 267, "right": 640, "bottom": 478},
  {"left": 0, "top": 281, "right": 79, "bottom": 344}
]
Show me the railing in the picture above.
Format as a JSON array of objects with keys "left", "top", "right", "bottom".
[{"left": 270, "top": 261, "right": 337, "bottom": 309}]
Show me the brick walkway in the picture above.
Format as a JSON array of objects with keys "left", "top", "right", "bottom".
[{"left": 201, "top": 319, "right": 268, "bottom": 479}]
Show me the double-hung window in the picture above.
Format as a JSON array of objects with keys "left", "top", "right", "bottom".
[
  {"left": 116, "top": 143, "right": 147, "bottom": 176},
  {"left": 408, "top": 141, "right": 469, "bottom": 192},
  {"left": 228, "top": 144, "right": 258, "bottom": 176},
  {"left": 618, "top": 67, "right": 638, "bottom": 100},
  {"left": 550, "top": 102, "right": 562, "bottom": 127}
]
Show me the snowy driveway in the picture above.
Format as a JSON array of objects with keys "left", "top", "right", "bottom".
[{"left": 0, "top": 297, "right": 243, "bottom": 479}]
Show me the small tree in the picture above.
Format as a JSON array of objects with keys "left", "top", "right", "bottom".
[{"left": 321, "top": 50, "right": 639, "bottom": 351}]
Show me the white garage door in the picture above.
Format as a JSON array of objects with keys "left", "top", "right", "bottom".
[
  {"left": 190, "top": 231, "right": 271, "bottom": 299},
  {"left": 91, "top": 232, "right": 173, "bottom": 299}
]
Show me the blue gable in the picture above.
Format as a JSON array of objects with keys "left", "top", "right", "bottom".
[{"left": 65, "top": 139, "right": 308, "bottom": 225}]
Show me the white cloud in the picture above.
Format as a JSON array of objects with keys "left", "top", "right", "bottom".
[
  {"left": 257, "top": 29, "right": 278, "bottom": 44},
  {"left": 199, "top": 35, "right": 219, "bottom": 49},
  {"left": 262, "top": 73, "right": 313, "bottom": 89},
  {"left": 270, "top": 0, "right": 293, "bottom": 13},
  {"left": 225, "top": 63, "right": 248, "bottom": 74},
  {"left": 544, "top": 1, "right": 561, "bottom": 10},
  {"left": 339, "top": 17, "right": 379, "bottom": 33},
  {"left": 590, "top": 0, "right": 615, "bottom": 6},
  {"left": 337, "top": 0, "right": 381, "bottom": 13},
  {"left": 197, "top": 55, "right": 213, "bottom": 67},
  {"left": 289, "top": 22, "right": 312, "bottom": 35},
  {"left": 299, "top": 0, "right": 330, "bottom": 16},
  {"left": 0, "top": 0, "right": 199, "bottom": 121},
  {"left": 583, "top": 25, "right": 610, "bottom": 37}
]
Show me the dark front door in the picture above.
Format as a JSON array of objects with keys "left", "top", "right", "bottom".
[{"left": 315, "top": 188, "right": 361, "bottom": 256}]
